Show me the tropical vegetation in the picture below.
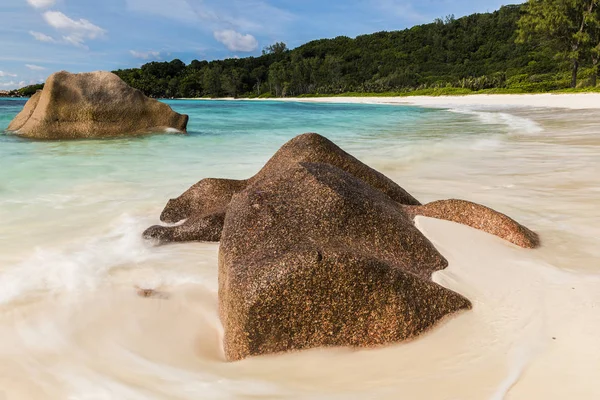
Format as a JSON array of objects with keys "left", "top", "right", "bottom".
[{"left": 11, "top": 1, "right": 600, "bottom": 98}]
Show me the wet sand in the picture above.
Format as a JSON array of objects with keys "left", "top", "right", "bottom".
[{"left": 1, "top": 216, "right": 598, "bottom": 399}]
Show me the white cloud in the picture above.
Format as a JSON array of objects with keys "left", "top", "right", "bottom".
[
  {"left": 25, "top": 64, "right": 46, "bottom": 71},
  {"left": 214, "top": 29, "right": 258, "bottom": 52},
  {"left": 130, "top": 50, "right": 161, "bottom": 60},
  {"left": 0, "top": 71, "right": 17, "bottom": 77},
  {"left": 26, "top": 0, "right": 56, "bottom": 9},
  {"left": 0, "top": 80, "right": 38, "bottom": 89},
  {"left": 42, "top": 11, "right": 106, "bottom": 48},
  {"left": 43, "top": 11, "right": 105, "bottom": 38},
  {"left": 29, "top": 30, "right": 57, "bottom": 43}
]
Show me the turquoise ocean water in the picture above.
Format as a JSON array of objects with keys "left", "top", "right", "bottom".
[
  {"left": 0, "top": 98, "right": 535, "bottom": 212},
  {"left": 0, "top": 98, "right": 474, "bottom": 195},
  {"left": 1, "top": 98, "right": 598, "bottom": 273},
  {"left": 2, "top": 98, "right": 501, "bottom": 298}
]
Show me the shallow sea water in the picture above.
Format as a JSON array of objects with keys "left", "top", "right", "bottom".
[{"left": 0, "top": 98, "right": 599, "bottom": 399}]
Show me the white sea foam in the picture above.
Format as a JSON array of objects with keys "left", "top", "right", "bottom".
[
  {"left": 0, "top": 214, "right": 160, "bottom": 305},
  {"left": 449, "top": 108, "right": 544, "bottom": 135},
  {"left": 275, "top": 93, "right": 600, "bottom": 110},
  {"left": 164, "top": 127, "right": 182, "bottom": 133}
]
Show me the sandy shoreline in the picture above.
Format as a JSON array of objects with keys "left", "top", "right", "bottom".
[
  {"left": 182, "top": 93, "right": 600, "bottom": 110},
  {"left": 3, "top": 217, "right": 597, "bottom": 399},
  {"left": 2, "top": 94, "right": 600, "bottom": 399}
]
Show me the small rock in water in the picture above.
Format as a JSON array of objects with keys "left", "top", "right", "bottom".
[
  {"left": 134, "top": 286, "right": 169, "bottom": 299},
  {"left": 7, "top": 70, "right": 188, "bottom": 139}
]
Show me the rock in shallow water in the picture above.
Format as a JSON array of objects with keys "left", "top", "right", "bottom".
[
  {"left": 219, "top": 162, "right": 471, "bottom": 361},
  {"left": 144, "top": 133, "right": 540, "bottom": 361},
  {"left": 7, "top": 71, "right": 188, "bottom": 139}
]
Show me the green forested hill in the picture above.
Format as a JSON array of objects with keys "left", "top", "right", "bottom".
[{"left": 17, "top": 4, "right": 600, "bottom": 98}]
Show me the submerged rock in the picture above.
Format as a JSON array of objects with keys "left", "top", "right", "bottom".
[
  {"left": 7, "top": 71, "right": 188, "bottom": 139},
  {"left": 144, "top": 133, "right": 540, "bottom": 361}
]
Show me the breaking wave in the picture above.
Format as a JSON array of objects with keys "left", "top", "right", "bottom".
[{"left": 449, "top": 108, "right": 544, "bottom": 135}]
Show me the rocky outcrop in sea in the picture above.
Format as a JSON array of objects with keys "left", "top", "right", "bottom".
[
  {"left": 7, "top": 71, "right": 188, "bottom": 139},
  {"left": 145, "top": 133, "right": 540, "bottom": 361}
]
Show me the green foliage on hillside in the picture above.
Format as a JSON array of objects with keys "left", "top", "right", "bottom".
[
  {"left": 11, "top": 84, "right": 44, "bottom": 97},
  {"left": 113, "top": 6, "right": 538, "bottom": 98},
  {"left": 517, "top": 0, "right": 600, "bottom": 88},
  {"left": 116, "top": 4, "right": 594, "bottom": 98},
  {"left": 18, "top": 3, "right": 600, "bottom": 98}
]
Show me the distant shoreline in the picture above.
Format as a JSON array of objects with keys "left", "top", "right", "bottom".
[{"left": 178, "top": 93, "right": 600, "bottom": 110}]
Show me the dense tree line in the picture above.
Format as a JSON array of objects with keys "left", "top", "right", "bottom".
[
  {"left": 113, "top": 5, "right": 539, "bottom": 98},
  {"left": 517, "top": 0, "right": 600, "bottom": 87},
  {"left": 13, "top": 3, "right": 600, "bottom": 98},
  {"left": 114, "top": 4, "right": 593, "bottom": 98},
  {"left": 2, "top": 83, "right": 44, "bottom": 97}
]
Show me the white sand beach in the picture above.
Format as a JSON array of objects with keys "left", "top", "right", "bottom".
[
  {"left": 243, "top": 92, "right": 600, "bottom": 109},
  {"left": 189, "top": 92, "right": 600, "bottom": 110}
]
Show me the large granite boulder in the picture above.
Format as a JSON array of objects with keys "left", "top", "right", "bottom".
[
  {"left": 7, "top": 71, "right": 188, "bottom": 139},
  {"left": 143, "top": 133, "right": 540, "bottom": 361},
  {"left": 219, "top": 162, "right": 471, "bottom": 361}
]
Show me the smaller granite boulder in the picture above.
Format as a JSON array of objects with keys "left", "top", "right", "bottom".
[
  {"left": 160, "top": 178, "right": 247, "bottom": 224},
  {"left": 7, "top": 71, "right": 188, "bottom": 139}
]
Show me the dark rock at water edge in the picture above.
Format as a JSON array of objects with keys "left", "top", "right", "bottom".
[
  {"left": 144, "top": 133, "right": 540, "bottom": 361},
  {"left": 219, "top": 161, "right": 471, "bottom": 361}
]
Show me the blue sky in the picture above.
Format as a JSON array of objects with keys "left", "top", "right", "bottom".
[{"left": 0, "top": 0, "right": 510, "bottom": 89}]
